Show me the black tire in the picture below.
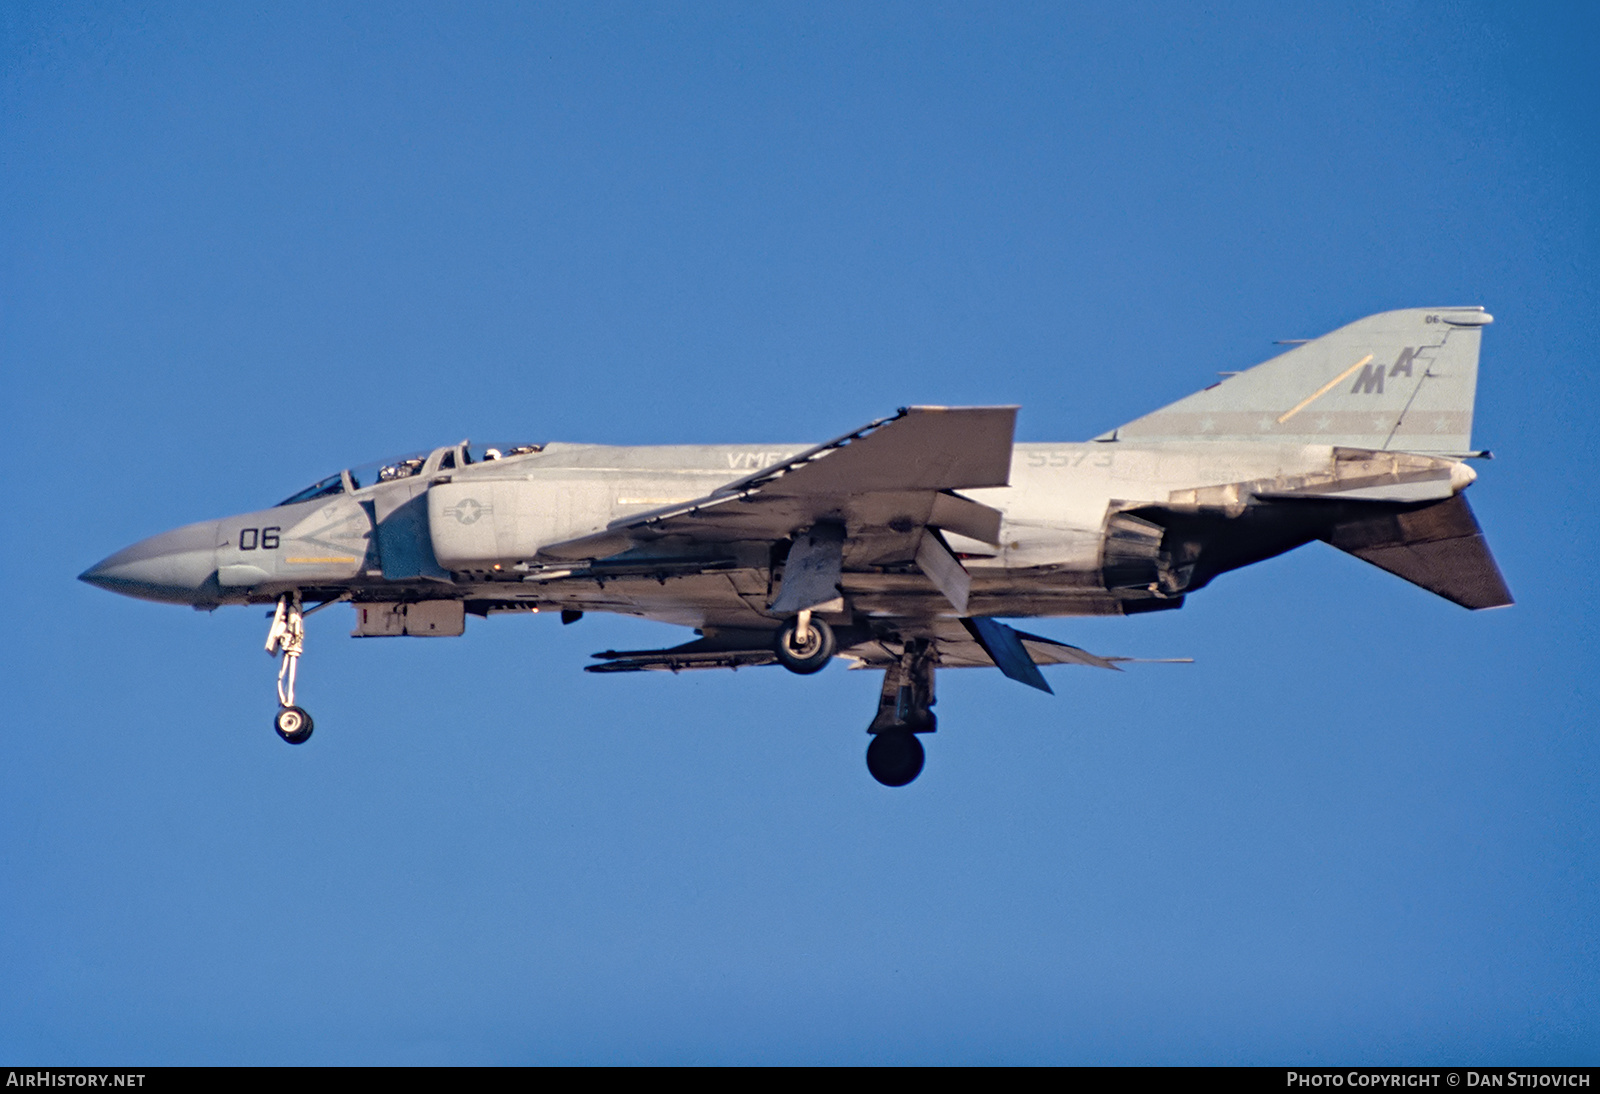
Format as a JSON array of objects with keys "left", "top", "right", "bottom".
[
  {"left": 866, "top": 730, "right": 925, "bottom": 787},
  {"left": 274, "top": 705, "right": 314, "bottom": 745},
  {"left": 774, "top": 616, "right": 836, "bottom": 674}
]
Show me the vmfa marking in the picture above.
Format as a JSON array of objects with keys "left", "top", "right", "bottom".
[
  {"left": 1350, "top": 347, "right": 1422, "bottom": 395},
  {"left": 726, "top": 451, "right": 796, "bottom": 470}
]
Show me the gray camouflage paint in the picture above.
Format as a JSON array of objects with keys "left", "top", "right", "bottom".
[{"left": 80, "top": 307, "right": 1510, "bottom": 673}]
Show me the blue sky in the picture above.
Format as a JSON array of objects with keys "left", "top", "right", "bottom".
[{"left": 2, "top": 1, "right": 1596, "bottom": 1064}]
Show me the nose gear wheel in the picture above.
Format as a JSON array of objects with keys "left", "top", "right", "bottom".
[{"left": 274, "top": 705, "right": 314, "bottom": 744}]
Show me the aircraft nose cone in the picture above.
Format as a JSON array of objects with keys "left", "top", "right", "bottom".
[{"left": 79, "top": 520, "right": 221, "bottom": 604}]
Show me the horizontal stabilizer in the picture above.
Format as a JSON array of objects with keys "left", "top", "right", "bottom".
[{"left": 1321, "top": 494, "right": 1513, "bottom": 609}]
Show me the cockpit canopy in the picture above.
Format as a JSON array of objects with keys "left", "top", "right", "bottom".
[{"left": 275, "top": 442, "right": 543, "bottom": 507}]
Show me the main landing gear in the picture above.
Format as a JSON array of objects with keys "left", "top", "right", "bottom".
[
  {"left": 865, "top": 639, "right": 937, "bottom": 787},
  {"left": 266, "top": 592, "right": 313, "bottom": 744},
  {"left": 774, "top": 610, "right": 836, "bottom": 674},
  {"left": 773, "top": 614, "right": 937, "bottom": 787}
]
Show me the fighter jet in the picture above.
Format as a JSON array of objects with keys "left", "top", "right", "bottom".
[{"left": 81, "top": 306, "right": 1511, "bottom": 785}]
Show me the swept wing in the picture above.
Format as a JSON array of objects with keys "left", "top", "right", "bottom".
[{"left": 535, "top": 406, "right": 1016, "bottom": 566}]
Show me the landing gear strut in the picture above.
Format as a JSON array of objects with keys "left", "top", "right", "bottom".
[
  {"left": 866, "top": 639, "right": 937, "bottom": 786},
  {"left": 774, "top": 610, "right": 836, "bottom": 674},
  {"left": 266, "top": 592, "right": 313, "bottom": 744}
]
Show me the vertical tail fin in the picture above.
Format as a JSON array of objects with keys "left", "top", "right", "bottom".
[{"left": 1105, "top": 307, "right": 1491, "bottom": 454}]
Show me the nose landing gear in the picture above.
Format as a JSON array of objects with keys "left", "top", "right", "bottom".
[{"left": 266, "top": 592, "right": 313, "bottom": 744}]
